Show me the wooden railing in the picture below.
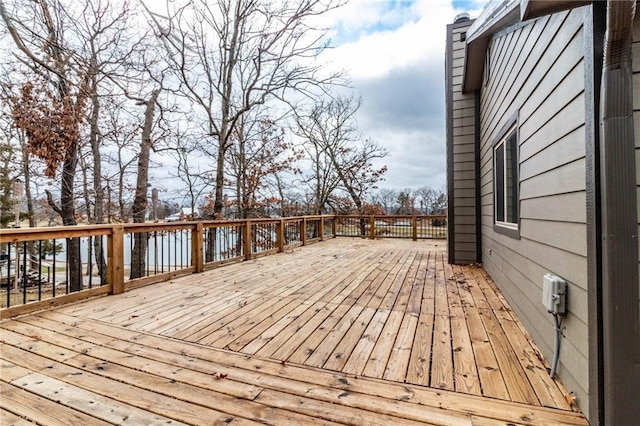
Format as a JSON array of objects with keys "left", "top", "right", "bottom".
[
  {"left": 0, "top": 214, "right": 445, "bottom": 317},
  {"left": 335, "top": 215, "right": 447, "bottom": 240}
]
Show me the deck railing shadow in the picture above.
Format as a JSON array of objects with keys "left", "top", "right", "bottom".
[{"left": 0, "top": 214, "right": 446, "bottom": 317}]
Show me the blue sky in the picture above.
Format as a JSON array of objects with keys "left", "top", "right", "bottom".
[
  {"left": 331, "top": 0, "right": 417, "bottom": 42},
  {"left": 321, "top": 0, "right": 487, "bottom": 191}
]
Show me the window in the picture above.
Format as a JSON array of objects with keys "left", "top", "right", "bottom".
[
  {"left": 494, "top": 125, "right": 519, "bottom": 234},
  {"left": 483, "top": 45, "right": 491, "bottom": 87}
]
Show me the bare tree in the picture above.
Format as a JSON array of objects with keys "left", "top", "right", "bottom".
[
  {"left": 1, "top": 0, "right": 93, "bottom": 291},
  {"left": 143, "top": 0, "right": 346, "bottom": 217},
  {"left": 395, "top": 189, "right": 416, "bottom": 215},
  {"left": 78, "top": 0, "right": 136, "bottom": 228},
  {"left": 371, "top": 188, "right": 397, "bottom": 214},
  {"left": 167, "top": 132, "right": 213, "bottom": 217},
  {"left": 294, "top": 94, "right": 388, "bottom": 213},
  {"left": 0, "top": 137, "right": 16, "bottom": 227},
  {"left": 414, "top": 185, "right": 447, "bottom": 215},
  {"left": 299, "top": 132, "right": 340, "bottom": 215},
  {"left": 129, "top": 88, "right": 160, "bottom": 279},
  {"left": 0, "top": 113, "right": 22, "bottom": 227},
  {"left": 227, "top": 113, "right": 302, "bottom": 218},
  {"left": 270, "top": 172, "right": 304, "bottom": 217}
]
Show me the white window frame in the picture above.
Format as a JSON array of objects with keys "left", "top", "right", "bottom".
[{"left": 493, "top": 125, "right": 519, "bottom": 232}]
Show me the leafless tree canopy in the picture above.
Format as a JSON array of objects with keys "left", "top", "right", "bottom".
[
  {"left": 294, "top": 95, "right": 387, "bottom": 214},
  {"left": 143, "top": 0, "right": 348, "bottom": 216},
  {"left": 1, "top": 0, "right": 402, "bottom": 233}
]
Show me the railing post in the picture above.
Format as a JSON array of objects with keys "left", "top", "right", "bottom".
[
  {"left": 332, "top": 216, "right": 337, "bottom": 237},
  {"left": 369, "top": 215, "right": 376, "bottom": 240},
  {"left": 244, "top": 220, "right": 252, "bottom": 261},
  {"left": 108, "top": 225, "right": 124, "bottom": 295},
  {"left": 412, "top": 216, "right": 418, "bottom": 241},
  {"left": 318, "top": 217, "right": 324, "bottom": 241},
  {"left": 278, "top": 219, "right": 285, "bottom": 252},
  {"left": 192, "top": 222, "right": 204, "bottom": 273},
  {"left": 301, "top": 217, "right": 307, "bottom": 246}
]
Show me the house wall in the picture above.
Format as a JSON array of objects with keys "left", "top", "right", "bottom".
[
  {"left": 478, "top": 8, "right": 590, "bottom": 412},
  {"left": 446, "top": 19, "right": 479, "bottom": 264}
]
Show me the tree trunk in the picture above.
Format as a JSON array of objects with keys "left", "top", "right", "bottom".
[
  {"left": 21, "top": 142, "right": 34, "bottom": 227},
  {"left": 130, "top": 89, "right": 159, "bottom": 279},
  {"left": 206, "top": 134, "right": 227, "bottom": 263},
  {"left": 20, "top": 132, "right": 38, "bottom": 270},
  {"left": 60, "top": 144, "right": 82, "bottom": 292},
  {"left": 88, "top": 82, "right": 109, "bottom": 283},
  {"left": 213, "top": 142, "right": 226, "bottom": 216}
]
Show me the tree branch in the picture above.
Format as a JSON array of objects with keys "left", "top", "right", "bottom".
[{"left": 45, "top": 189, "right": 62, "bottom": 215}]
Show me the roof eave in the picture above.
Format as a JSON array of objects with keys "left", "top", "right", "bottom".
[
  {"left": 462, "top": 5, "right": 520, "bottom": 92},
  {"left": 461, "top": 0, "right": 593, "bottom": 93},
  {"left": 520, "top": 0, "right": 591, "bottom": 21}
]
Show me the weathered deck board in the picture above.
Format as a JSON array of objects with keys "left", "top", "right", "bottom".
[
  {"left": 0, "top": 407, "right": 37, "bottom": 426},
  {"left": 2, "top": 309, "right": 587, "bottom": 426},
  {"left": 0, "top": 238, "right": 588, "bottom": 425}
]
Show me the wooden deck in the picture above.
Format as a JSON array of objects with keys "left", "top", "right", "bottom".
[{"left": 0, "top": 238, "right": 588, "bottom": 425}]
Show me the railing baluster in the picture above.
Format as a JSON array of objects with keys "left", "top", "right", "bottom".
[
  {"left": 38, "top": 240, "right": 42, "bottom": 301},
  {"left": 100, "top": 236, "right": 105, "bottom": 286},
  {"left": 6, "top": 242, "right": 12, "bottom": 308},
  {"left": 173, "top": 230, "right": 177, "bottom": 272},
  {"left": 145, "top": 232, "right": 150, "bottom": 277},
  {"left": 22, "top": 241, "right": 27, "bottom": 304},
  {"left": 65, "top": 239, "right": 69, "bottom": 295},
  {"left": 88, "top": 236, "right": 93, "bottom": 289},
  {"left": 161, "top": 231, "right": 165, "bottom": 274},
  {"left": 52, "top": 239, "right": 56, "bottom": 299}
]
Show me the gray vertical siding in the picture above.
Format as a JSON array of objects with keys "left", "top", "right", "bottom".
[
  {"left": 478, "top": 9, "right": 591, "bottom": 412},
  {"left": 447, "top": 19, "right": 478, "bottom": 264}
]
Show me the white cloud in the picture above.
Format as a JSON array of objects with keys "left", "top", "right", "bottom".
[
  {"left": 311, "top": 0, "right": 481, "bottom": 191},
  {"left": 321, "top": 0, "right": 457, "bottom": 79}
]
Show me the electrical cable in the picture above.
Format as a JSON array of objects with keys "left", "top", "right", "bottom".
[{"left": 550, "top": 313, "right": 563, "bottom": 379}]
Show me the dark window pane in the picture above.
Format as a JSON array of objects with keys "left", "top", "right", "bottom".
[
  {"left": 495, "top": 143, "right": 505, "bottom": 222},
  {"left": 506, "top": 130, "right": 519, "bottom": 223}
]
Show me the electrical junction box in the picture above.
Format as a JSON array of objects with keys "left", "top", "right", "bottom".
[{"left": 542, "top": 274, "right": 567, "bottom": 315}]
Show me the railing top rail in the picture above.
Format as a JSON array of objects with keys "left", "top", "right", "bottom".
[
  {"left": 0, "top": 215, "right": 337, "bottom": 243},
  {"left": 124, "top": 222, "right": 200, "bottom": 233},
  {"left": 334, "top": 214, "right": 446, "bottom": 219},
  {"left": 0, "top": 224, "right": 118, "bottom": 243},
  {"left": 0, "top": 214, "right": 446, "bottom": 244}
]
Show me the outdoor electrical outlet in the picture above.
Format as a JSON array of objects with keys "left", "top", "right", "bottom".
[{"left": 542, "top": 274, "right": 567, "bottom": 315}]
